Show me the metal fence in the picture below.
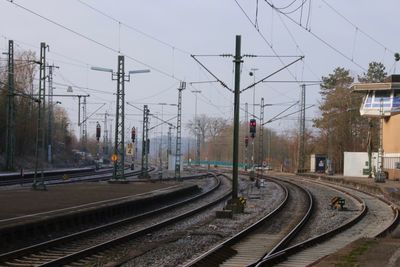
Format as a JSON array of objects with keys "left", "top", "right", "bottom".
[{"left": 383, "top": 156, "right": 400, "bottom": 169}]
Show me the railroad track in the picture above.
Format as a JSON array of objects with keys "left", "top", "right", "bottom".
[
  {"left": 254, "top": 176, "right": 399, "bottom": 267},
  {"left": 0, "top": 173, "right": 230, "bottom": 266},
  {"left": 0, "top": 166, "right": 156, "bottom": 187},
  {"left": 185, "top": 178, "right": 313, "bottom": 267}
]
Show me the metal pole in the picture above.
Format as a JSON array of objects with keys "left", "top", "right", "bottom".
[
  {"left": 33, "top": 42, "right": 47, "bottom": 190},
  {"left": 141, "top": 105, "right": 147, "bottom": 177},
  {"left": 145, "top": 108, "right": 150, "bottom": 176},
  {"left": 46, "top": 65, "right": 59, "bottom": 164},
  {"left": 232, "top": 35, "right": 242, "bottom": 200},
  {"left": 376, "top": 98, "right": 385, "bottom": 183},
  {"left": 103, "top": 111, "right": 109, "bottom": 157},
  {"left": 168, "top": 127, "right": 172, "bottom": 154},
  {"left": 168, "top": 126, "right": 172, "bottom": 168},
  {"left": 245, "top": 102, "right": 248, "bottom": 170},
  {"left": 297, "top": 84, "right": 306, "bottom": 172},
  {"left": 160, "top": 106, "right": 164, "bottom": 169},
  {"left": 112, "top": 55, "right": 126, "bottom": 181},
  {"left": 5, "top": 40, "right": 15, "bottom": 171},
  {"left": 268, "top": 129, "right": 271, "bottom": 166},
  {"left": 259, "top": 97, "right": 264, "bottom": 166},
  {"left": 367, "top": 119, "right": 373, "bottom": 178},
  {"left": 250, "top": 68, "right": 257, "bottom": 169},
  {"left": 82, "top": 96, "right": 87, "bottom": 155},
  {"left": 175, "top": 81, "right": 186, "bottom": 181}
]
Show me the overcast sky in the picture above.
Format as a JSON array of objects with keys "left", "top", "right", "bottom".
[{"left": 1, "top": 0, "right": 398, "bottom": 140}]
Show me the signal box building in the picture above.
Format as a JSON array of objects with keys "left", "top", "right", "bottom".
[{"left": 351, "top": 75, "right": 400, "bottom": 180}]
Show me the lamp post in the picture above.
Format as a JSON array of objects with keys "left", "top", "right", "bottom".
[{"left": 91, "top": 56, "right": 150, "bottom": 182}]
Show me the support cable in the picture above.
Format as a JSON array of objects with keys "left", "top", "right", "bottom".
[
  {"left": 5, "top": 0, "right": 180, "bottom": 80},
  {"left": 264, "top": 0, "right": 368, "bottom": 71}
]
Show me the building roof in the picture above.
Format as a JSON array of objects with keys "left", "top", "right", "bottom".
[
  {"left": 351, "top": 82, "right": 400, "bottom": 92},
  {"left": 351, "top": 74, "right": 400, "bottom": 92}
]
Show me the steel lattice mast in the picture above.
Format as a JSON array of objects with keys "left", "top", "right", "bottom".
[
  {"left": 5, "top": 40, "right": 15, "bottom": 171},
  {"left": 297, "top": 84, "right": 306, "bottom": 173},
  {"left": 175, "top": 81, "right": 186, "bottom": 181},
  {"left": 245, "top": 102, "right": 248, "bottom": 170},
  {"left": 112, "top": 55, "right": 126, "bottom": 181},
  {"left": 33, "top": 42, "right": 47, "bottom": 190}
]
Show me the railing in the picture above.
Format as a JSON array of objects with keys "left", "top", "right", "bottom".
[{"left": 383, "top": 156, "right": 400, "bottom": 169}]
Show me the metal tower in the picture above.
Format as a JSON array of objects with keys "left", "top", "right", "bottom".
[
  {"left": 112, "top": 55, "right": 126, "bottom": 181},
  {"left": 245, "top": 102, "right": 249, "bottom": 170},
  {"left": 5, "top": 40, "right": 15, "bottom": 171},
  {"left": 46, "top": 65, "right": 58, "bottom": 163},
  {"left": 103, "top": 111, "right": 109, "bottom": 157},
  {"left": 33, "top": 42, "right": 47, "bottom": 190},
  {"left": 145, "top": 107, "right": 150, "bottom": 176},
  {"left": 259, "top": 97, "right": 265, "bottom": 166},
  {"left": 297, "top": 84, "right": 306, "bottom": 173},
  {"left": 141, "top": 105, "right": 150, "bottom": 178},
  {"left": 175, "top": 81, "right": 186, "bottom": 181},
  {"left": 168, "top": 126, "right": 172, "bottom": 158},
  {"left": 375, "top": 98, "right": 385, "bottom": 182},
  {"left": 82, "top": 96, "right": 88, "bottom": 155}
]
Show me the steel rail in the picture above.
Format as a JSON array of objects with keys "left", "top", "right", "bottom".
[
  {"left": 0, "top": 173, "right": 228, "bottom": 266},
  {"left": 254, "top": 176, "right": 389, "bottom": 267},
  {"left": 185, "top": 177, "right": 301, "bottom": 267}
]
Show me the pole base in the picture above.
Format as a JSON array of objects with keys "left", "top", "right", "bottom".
[
  {"left": 374, "top": 171, "right": 386, "bottom": 183},
  {"left": 224, "top": 197, "right": 246, "bottom": 214},
  {"left": 32, "top": 182, "right": 47, "bottom": 191}
]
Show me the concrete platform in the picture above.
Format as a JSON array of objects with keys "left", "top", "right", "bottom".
[
  {"left": 0, "top": 182, "right": 178, "bottom": 220},
  {"left": 0, "top": 180, "right": 200, "bottom": 244}
]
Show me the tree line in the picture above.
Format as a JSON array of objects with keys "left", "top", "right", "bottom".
[{"left": 0, "top": 49, "right": 77, "bottom": 170}]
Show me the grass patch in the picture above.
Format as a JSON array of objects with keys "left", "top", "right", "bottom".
[{"left": 336, "top": 240, "right": 377, "bottom": 267}]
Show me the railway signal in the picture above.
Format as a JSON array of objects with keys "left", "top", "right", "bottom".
[
  {"left": 96, "top": 122, "right": 101, "bottom": 142},
  {"left": 249, "top": 119, "right": 256, "bottom": 138},
  {"left": 131, "top": 127, "right": 136, "bottom": 143}
]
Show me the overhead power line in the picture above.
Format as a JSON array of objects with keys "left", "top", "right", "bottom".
[
  {"left": 6, "top": 0, "right": 181, "bottom": 81},
  {"left": 75, "top": 0, "right": 191, "bottom": 55},
  {"left": 321, "top": 0, "right": 394, "bottom": 54},
  {"left": 264, "top": 0, "right": 368, "bottom": 71},
  {"left": 233, "top": 0, "right": 302, "bottom": 83}
]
